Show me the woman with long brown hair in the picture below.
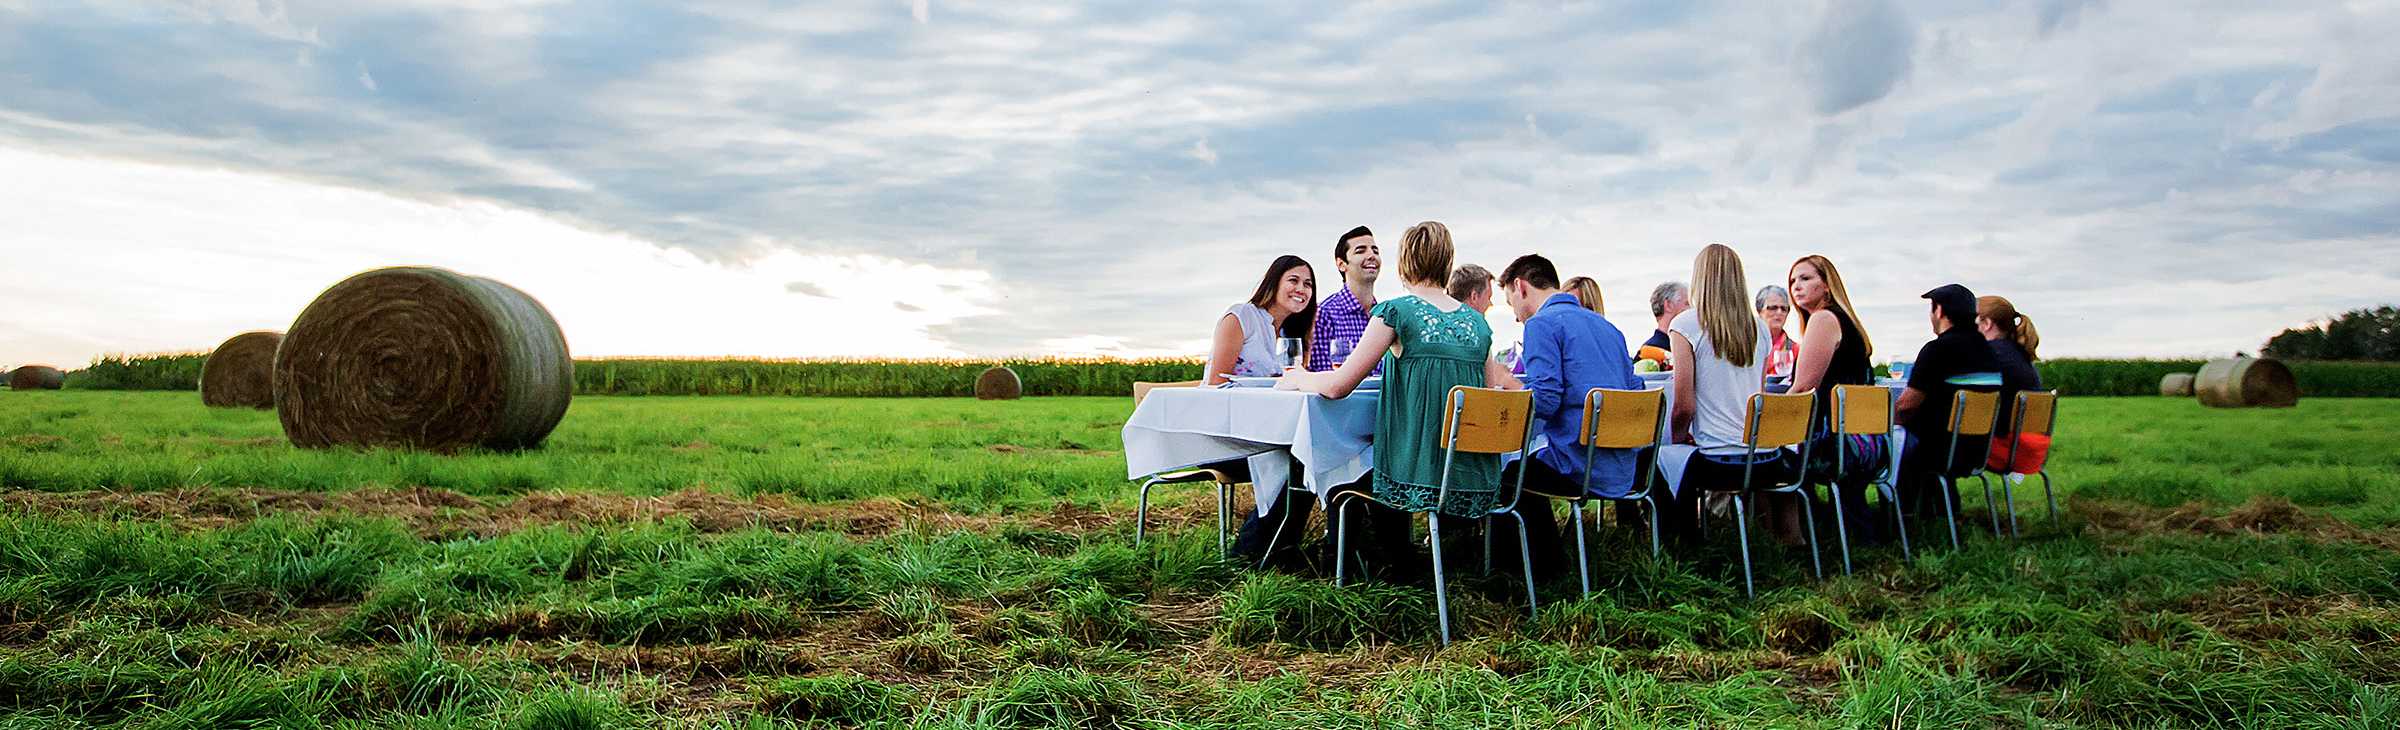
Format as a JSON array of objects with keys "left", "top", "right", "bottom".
[{"left": 1978, "top": 295, "right": 2049, "bottom": 475}]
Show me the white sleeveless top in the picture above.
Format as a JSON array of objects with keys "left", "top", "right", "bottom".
[{"left": 1224, "top": 302, "right": 1283, "bottom": 377}]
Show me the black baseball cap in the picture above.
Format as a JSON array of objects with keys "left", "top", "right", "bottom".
[{"left": 1922, "top": 284, "right": 1977, "bottom": 328}]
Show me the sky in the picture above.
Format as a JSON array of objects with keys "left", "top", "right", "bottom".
[{"left": 3, "top": 0, "right": 2397, "bottom": 369}]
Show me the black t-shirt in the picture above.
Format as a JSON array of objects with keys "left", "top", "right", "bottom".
[
  {"left": 1811, "top": 308, "right": 1875, "bottom": 424},
  {"left": 1642, "top": 328, "right": 1670, "bottom": 352},
  {"left": 1988, "top": 339, "right": 2041, "bottom": 432},
  {"left": 1906, "top": 327, "right": 2003, "bottom": 432}
]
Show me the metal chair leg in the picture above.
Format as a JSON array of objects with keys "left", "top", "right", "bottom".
[
  {"left": 1941, "top": 477, "right": 1961, "bottom": 550},
  {"left": 2041, "top": 471, "right": 2058, "bottom": 524},
  {"left": 2000, "top": 475, "right": 2020, "bottom": 538},
  {"left": 1884, "top": 480, "right": 1912, "bottom": 560},
  {"left": 1799, "top": 492, "right": 1823, "bottom": 580},
  {"left": 1826, "top": 483, "right": 1853, "bottom": 576},
  {"left": 1981, "top": 474, "right": 2002, "bottom": 538},
  {"left": 1333, "top": 497, "right": 1352, "bottom": 587},
  {"left": 1256, "top": 494, "right": 1297, "bottom": 569},
  {"left": 1511, "top": 512, "right": 1538, "bottom": 616},
  {"left": 1645, "top": 497, "right": 1662, "bottom": 560},
  {"left": 1427, "top": 512, "right": 1454, "bottom": 646},
  {"left": 1732, "top": 493, "right": 1755, "bottom": 599},
  {"left": 1482, "top": 516, "right": 1495, "bottom": 577},
  {"left": 1569, "top": 499, "right": 1592, "bottom": 597},
  {"left": 1135, "top": 478, "right": 1159, "bottom": 548},
  {"left": 1217, "top": 482, "right": 1232, "bottom": 557}
]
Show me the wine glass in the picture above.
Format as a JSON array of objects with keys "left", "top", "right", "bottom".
[
  {"left": 1276, "top": 338, "right": 1305, "bottom": 370},
  {"left": 1329, "top": 338, "right": 1353, "bottom": 368}
]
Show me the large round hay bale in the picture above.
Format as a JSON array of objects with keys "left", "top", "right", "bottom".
[
  {"left": 2195, "top": 357, "right": 2299, "bottom": 409},
  {"left": 6, "top": 365, "right": 64, "bottom": 390},
  {"left": 2159, "top": 372, "right": 2196, "bottom": 398},
  {"left": 201, "top": 331, "right": 283, "bottom": 409},
  {"left": 975, "top": 366, "right": 1022, "bottom": 400},
  {"left": 273, "top": 267, "right": 572, "bottom": 451}
]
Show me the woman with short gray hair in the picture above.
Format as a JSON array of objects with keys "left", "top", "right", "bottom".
[{"left": 1755, "top": 285, "right": 1798, "bottom": 379}]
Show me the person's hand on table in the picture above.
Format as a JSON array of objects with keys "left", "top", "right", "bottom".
[{"left": 1274, "top": 368, "right": 1316, "bottom": 392}]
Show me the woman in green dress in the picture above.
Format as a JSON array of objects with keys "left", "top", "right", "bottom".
[{"left": 1281, "top": 221, "right": 1520, "bottom": 575}]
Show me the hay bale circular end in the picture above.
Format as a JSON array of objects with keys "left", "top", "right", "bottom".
[
  {"left": 975, "top": 366, "right": 1022, "bottom": 400},
  {"left": 202, "top": 331, "right": 283, "bottom": 409},
  {"left": 2195, "top": 357, "right": 2299, "bottom": 409},
  {"left": 6, "top": 365, "right": 64, "bottom": 390},
  {"left": 2159, "top": 372, "right": 2196, "bottom": 398},
  {"left": 273, "top": 266, "right": 572, "bottom": 451}
]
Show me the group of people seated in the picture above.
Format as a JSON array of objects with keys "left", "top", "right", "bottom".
[{"left": 1198, "top": 223, "right": 2048, "bottom": 581}]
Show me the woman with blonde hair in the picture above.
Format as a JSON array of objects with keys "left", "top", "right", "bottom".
[
  {"left": 1655, "top": 243, "right": 1781, "bottom": 542},
  {"left": 1282, "top": 221, "right": 1517, "bottom": 579},
  {"left": 1786, "top": 254, "right": 1885, "bottom": 545},
  {"left": 1563, "top": 276, "right": 1605, "bottom": 314}
]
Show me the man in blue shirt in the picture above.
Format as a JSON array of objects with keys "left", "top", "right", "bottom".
[{"left": 1497, "top": 254, "right": 1644, "bottom": 580}]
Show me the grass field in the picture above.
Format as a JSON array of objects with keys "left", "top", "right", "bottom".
[{"left": 2, "top": 391, "right": 2397, "bottom": 728}]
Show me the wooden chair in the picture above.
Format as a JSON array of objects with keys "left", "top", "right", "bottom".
[
  {"left": 1818, "top": 384, "right": 1905, "bottom": 573},
  {"left": 1930, "top": 389, "right": 2002, "bottom": 549},
  {"left": 1330, "top": 386, "right": 1534, "bottom": 646},
  {"left": 1498, "top": 387, "right": 1666, "bottom": 598},
  {"left": 1996, "top": 390, "right": 2060, "bottom": 535},
  {"left": 1694, "top": 392, "right": 1818, "bottom": 599},
  {"left": 1130, "top": 380, "right": 1237, "bottom": 556}
]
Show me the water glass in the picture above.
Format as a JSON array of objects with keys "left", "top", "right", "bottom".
[
  {"left": 1888, "top": 361, "right": 1911, "bottom": 381},
  {"left": 1276, "top": 337, "right": 1305, "bottom": 369}
]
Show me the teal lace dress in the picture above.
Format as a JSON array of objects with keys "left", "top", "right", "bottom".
[{"left": 1369, "top": 295, "right": 1501, "bottom": 517}]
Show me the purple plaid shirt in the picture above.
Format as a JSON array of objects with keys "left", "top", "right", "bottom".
[{"left": 1306, "top": 286, "right": 1382, "bottom": 374}]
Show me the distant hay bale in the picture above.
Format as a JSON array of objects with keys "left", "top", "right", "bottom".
[
  {"left": 6, "top": 365, "right": 64, "bottom": 390},
  {"left": 975, "top": 366, "right": 1022, "bottom": 400},
  {"left": 2195, "top": 357, "right": 2299, "bottom": 409},
  {"left": 273, "top": 266, "right": 572, "bottom": 452},
  {"left": 2159, "top": 372, "right": 2196, "bottom": 398},
  {"left": 201, "top": 331, "right": 283, "bottom": 409}
]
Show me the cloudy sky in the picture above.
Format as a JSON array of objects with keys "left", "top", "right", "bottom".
[{"left": 3, "top": 0, "right": 2396, "bottom": 368}]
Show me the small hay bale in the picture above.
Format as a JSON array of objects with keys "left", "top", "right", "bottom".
[
  {"left": 2195, "top": 357, "right": 2299, "bottom": 409},
  {"left": 6, "top": 365, "right": 64, "bottom": 390},
  {"left": 273, "top": 266, "right": 572, "bottom": 451},
  {"left": 201, "top": 331, "right": 283, "bottom": 409},
  {"left": 2159, "top": 372, "right": 2196, "bottom": 398},
  {"left": 975, "top": 366, "right": 1022, "bottom": 401}
]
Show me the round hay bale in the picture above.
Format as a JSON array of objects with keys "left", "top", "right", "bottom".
[
  {"left": 2159, "top": 372, "right": 2196, "bottom": 398},
  {"left": 6, "top": 365, "right": 64, "bottom": 390},
  {"left": 2195, "top": 357, "right": 2299, "bottom": 409},
  {"left": 201, "top": 331, "right": 283, "bottom": 409},
  {"left": 975, "top": 366, "right": 1022, "bottom": 401},
  {"left": 273, "top": 266, "right": 572, "bottom": 451}
]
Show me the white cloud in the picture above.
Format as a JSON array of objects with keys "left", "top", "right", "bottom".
[
  {"left": 1186, "top": 138, "right": 1217, "bottom": 166},
  {"left": 355, "top": 61, "right": 377, "bottom": 92},
  {"left": 0, "top": 145, "right": 998, "bottom": 366},
  {"left": 910, "top": 0, "right": 929, "bottom": 25}
]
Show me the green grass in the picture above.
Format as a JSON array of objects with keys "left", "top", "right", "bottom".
[{"left": 2, "top": 390, "right": 2398, "bottom": 727}]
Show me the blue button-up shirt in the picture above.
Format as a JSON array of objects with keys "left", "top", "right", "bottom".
[{"left": 1522, "top": 293, "right": 1643, "bottom": 496}]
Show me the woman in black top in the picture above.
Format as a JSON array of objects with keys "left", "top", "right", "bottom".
[
  {"left": 1977, "top": 295, "right": 2042, "bottom": 432},
  {"left": 1787, "top": 255, "right": 1875, "bottom": 415}
]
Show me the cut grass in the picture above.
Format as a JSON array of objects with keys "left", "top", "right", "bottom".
[{"left": 1, "top": 392, "right": 2397, "bottom": 726}]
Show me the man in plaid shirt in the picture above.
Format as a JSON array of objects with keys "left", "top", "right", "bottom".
[{"left": 1308, "top": 225, "right": 1382, "bottom": 375}]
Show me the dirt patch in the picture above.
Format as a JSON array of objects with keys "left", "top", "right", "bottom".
[
  {"left": 2073, "top": 495, "right": 2400, "bottom": 552},
  {"left": 0, "top": 485, "right": 1223, "bottom": 541}
]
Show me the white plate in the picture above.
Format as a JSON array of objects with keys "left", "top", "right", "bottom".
[{"left": 1222, "top": 376, "right": 1279, "bottom": 388}]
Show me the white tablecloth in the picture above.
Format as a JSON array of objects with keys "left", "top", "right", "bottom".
[{"left": 1122, "top": 387, "right": 1380, "bottom": 516}]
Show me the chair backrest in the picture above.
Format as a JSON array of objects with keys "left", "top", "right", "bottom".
[
  {"left": 1440, "top": 386, "right": 1535, "bottom": 455},
  {"left": 1582, "top": 387, "right": 1664, "bottom": 449},
  {"left": 1832, "top": 384, "right": 1892, "bottom": 436},
  {"left": 2015, "top": 390, "right": 2058, "bottom": 437},
  {"left": 1132, "top": 380, "right": 1202, "bottom": 406},
  {"left": 1743, "top": 392, "right": 1816, "bottom": 449},
  {"left": 1949, "top": 389, "right": 2002, "bottom": 436}
]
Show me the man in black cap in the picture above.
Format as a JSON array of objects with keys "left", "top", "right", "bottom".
[{"left": 1894, "top": 283, "right": 2005, "bottom": 522}]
